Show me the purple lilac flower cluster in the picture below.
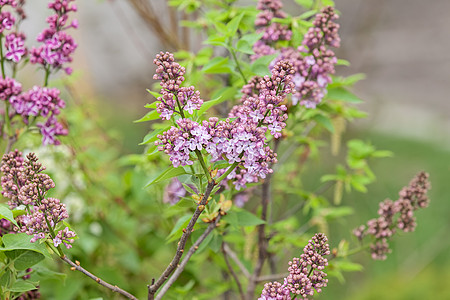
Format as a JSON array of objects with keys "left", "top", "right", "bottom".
[
  {"left": 252, "top": 0, "right": 292, "bottom": 61},
  {"left": 274, "top": 6, "right": 340, "bottom": 108},
  {"left": 5, "top": 84, "right": 68, "bottom": 145},
  {"left": 353, "top": 172, "right": 430, "bottom": 260},
  {"left": 1, "top": 0, "right": 28, "bottom": 64},
  {"left": 154, "top": 53, "right": 294, "bottom": 189},
  {"left": 0, "top": 150, "right": 76, "bottom": 248},
  {"left": 252, "top": 3, "right": 340, "bottom": 108},
  {"left": 30, "top": 0, "right": 78, "bottom": 75},
  {"left": 153, "top": 52, "right": 203, "bottom": 120},
  {"left": 259, "top": 233, "right": 330, "bottom": 300}
]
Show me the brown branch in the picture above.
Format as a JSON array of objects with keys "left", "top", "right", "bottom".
[
  {"left": 222, "top": 243, "right": 245, "bottom": 300},
  {"left": 256, "top": 273, "right": 288, "bottom": 283},
  {"left": 155, "top": 213, "right": 222, "bottom": 300},
  {"left": 222, "top": 243, "right": 250, "bottom": 279},
  {"left": 148, "top": 181, "right": 216, "bottom": 299},
  {"left": 245, "top": 139, "right": 280, "bottom": 300},
  {"left": 60, "top": 255, "right": 138, "bottom": 300}
]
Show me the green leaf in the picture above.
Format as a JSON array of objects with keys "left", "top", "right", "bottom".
[
  {"left": 204, "top": 35, "right": 229, "bottom": 48},
  {"left": 240, "top": 32, "right": 263, "bottom": 46},
  {"left": 5, "top": 249, "right": 45, "bottom": 270},
  {"left": 226, "top": 13, "right": 244, "bottom": 37},
  {"left": 145, "top": 166, "right": 188, "bottom": 187},
  {"left": 294, "top": 0, "right": 314, "bottom": 9},
  {"left": 9, "top": 280, "right": 38, "bottom": 292},
  {"left": 134, "top": 110, "right": 160, "bottom": 123},
  {"left": 321, "top": 206, "right": 354, "bottom": 220},
  {"left": 140, "top": 126, "right": 171, "bottom": 145},
  {"left": 197, "top": 96, "right": 228, "bottom": 116},
  {"left": 312, "top": 114, "right": 334, "bottom": 133},
  {"left": 335, "top": 260, "right": 363, "bottom": 272},
  {"left": 336, "top": 59, "right": 350, "bottom": 66},
  {"left": 0, "top": 233, "right": 51, "bottom": 258},
  {"left": 167, "top": 215, "right": 192, "bottom": 242},
  {"left": 181, "top": 183, "right": 197, "bottom": 195},
  {"left": 202, "top": 57, "right": 233, "bottom": 74},
  {"left": 250, "top": 54, "right": 278, "bottom": 76},
  {"left": 0, "top": 204, "right": 18, "bottom": 227},
  {"left": 146, "top": 90, "right": 162, "bottom": 100},
  {"left": 232, "top": 210, "right": 265, "bottom": 227},
  {"left": 235, "top": 40, "right": 253, "bottom": 55},
  {"left": 326, "top": 87, "right": 363, "bottom": 103}
]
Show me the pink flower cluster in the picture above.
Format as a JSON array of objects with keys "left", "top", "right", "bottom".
[
  {"left": 252, "top": 3, "right": 341, "bottom": 108},
  {"left": 153, "top": 52, "right": 204, "bottom": 120},
  {"left": 0, "top": 1, "right": 28, "bottom": 64},
  {"left": 30, "top": 0, "right": 77, "bottom": 75},
  {"left": 259, "top": 233, "right": 330, "bottom": 300},
  {"left": 0, "top": 151, "right": 76, "bottom": 248},
  {"left": 7, "top": 85, "right": 68, "bottom": 145},
  {"left": 252, "top": 0, "right": 291, "bottom": 60},
  {"left": 353, "top": 172, "right": 430, "bottom": 260},
  {"left": 154, "top": 53, "right": 294, "bottom": 189}
]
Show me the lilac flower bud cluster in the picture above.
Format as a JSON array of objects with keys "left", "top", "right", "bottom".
[
  {"left": 30, "top": 0, "right": 78, "bottom": 75},
  {"left": 153, "top": 53, "right": 294, "bottom": 189},
  {"left": 0, "top": 150, "right": 76, "bottom": 248},
  {"left": 252, "top": 0, "right": 291, "bottom": 60},
  {"left": 353, "top": 172, "right": 430, "bottom": 260},
  {"left": 8, "top": 85, "right": 68, "bottom": 145},
  {"left": 259, "top": 233, "right": 330, "bottom": 300},
  {"left": 153, "top": 52, "right": 203, "bottom": 120}
]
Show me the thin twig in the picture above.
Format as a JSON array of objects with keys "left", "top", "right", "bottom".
[
  {"left": 222, "top": 243, "right": 250, "bottom": 279},
  {"left": 155, "top": 213, "right": 223, "bottom": 300},
  {"left": 60, "top": 255, "right": 138, "bottom": 300},
  {"left": 148, "top": 181, "right": 216, "bottom": 299},
  {"left": 222, "top": 243, "right": 245, "bottom": 300},
  {"left": 256, "top": 273, "right": 288, "bottom": 283}
]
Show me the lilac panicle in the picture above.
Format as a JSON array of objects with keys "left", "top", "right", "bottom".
[
  {"left": 30, "top": 0, "right": 78, "bottom": 75},
  {"left": 153, "top": 51, "right": 204, "bottom": 119},
  {"left": 9, "top": 85, "right": 68, "bottom": 145},
  {"left": 252, "top": 4, "right": 340, "bottom": 108},
  {"left": 252, "top": 0, "right": 292, "bottom": 60},
  {"left": 259, "top": 233, "right": 330, "bottom": 300},
  {"left": 353, "top": 172, "right": 430, "bottom": 260},
  {"left": 0, "top": 151, "right": 76, "bottom": 249},
  {"left": 153, "top": 53, "right": 294, "bottom": 189}
]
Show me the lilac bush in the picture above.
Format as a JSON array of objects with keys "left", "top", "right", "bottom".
[{"left": 0, "top": 0, "right": 434, "bottom": 299}]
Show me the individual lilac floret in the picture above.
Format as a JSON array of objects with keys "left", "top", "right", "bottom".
[
  {"left": 153, "top": 52, "right": 203, "bottom": 119},
  {"left": 30, "top": 0, "right": 78, "bottom": 75},
  {"left": 4, "top": 32, "right": 27, "bottom": 63},
  {"left": 0, "top": 11, "right": 15, "bottom": 32},
  {"left": 1, "top": 151, "right": 76, "bottom": 248},
  {"left": 353, "top": 172, "right": 430, "bottom": 260},
  {"left": 259, "top": 233, "right": 330, "bottom": 300}
]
